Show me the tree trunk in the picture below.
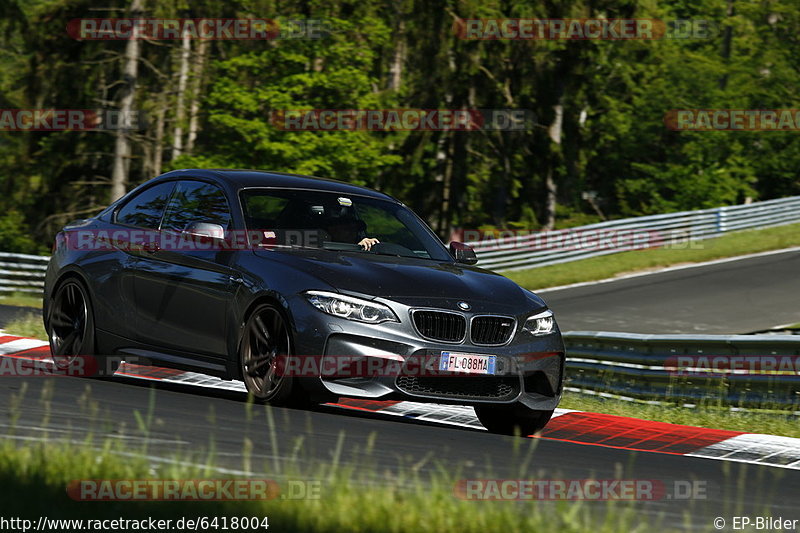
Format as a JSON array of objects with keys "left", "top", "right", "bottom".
[
  {"left": 544, "top": 169, "right": 558, "bottom": 230},
  {"left": 493, "top": 135, "right": 512, "bottom": 226},
  {"left": 152, "top": 89, "right": 167, "bottom": 176},
  {"left": 432, "top": 132, "right": 449, "bottom": 234},
  {"left": 448, "top": 84, "right": 474, "bottom": 239},
  {"left": 171, "top": 28, "right": 191, "bottom": 160},
  {"left": 435, "top": 48, "right": 456, "bottom": 236},
  {"left": 186, "top": 38, "right": 207, "bottom": 153},
  {"left": 543, "top": 101, "right": 564, "bottom": 230},
  {"left": 141, "top": 142, "right": 152, "bottom": 179},
  {"left": 388, "top": 20, "right": 406, "bottom": 90},
  {"left": 438, "top": 134, "right": 454, "bottom": 235},
  {"left": 110, "top": 0, "right": 144, "bottom": 203},
  {"left": 719, "top": 0, "right": 735, "bottom": 90}
]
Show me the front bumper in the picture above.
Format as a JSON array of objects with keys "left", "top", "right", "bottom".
[{"left": 289, "top": 293, "right": 565, "bottom": 411}]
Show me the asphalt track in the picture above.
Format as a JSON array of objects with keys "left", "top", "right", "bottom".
[
  {"left": 541, "top": 249, "right": 800, "bottom": 334},
  {"left": 1, "top": 251, "right": 800, "bottom": 530},
  {"left": 2, "top": 375, "right": 799, "bottom": 530}
]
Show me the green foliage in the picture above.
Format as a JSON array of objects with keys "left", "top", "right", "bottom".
[
  {"left": 1, "top": 0, "right": 800, "bottom": 246},
  {"left": 0, "top": 210, "right": 44, "bottom": 254}
]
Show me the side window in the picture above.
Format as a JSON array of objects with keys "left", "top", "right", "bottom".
[
  {"left": 242, "top": 194, "right": 290, "bottom": 229},
  {"left": 115, "top": 182, "right": 176, "bottom": 229},
  {"left": 161, "top": 181, "right": 232, "bottom": 232}
]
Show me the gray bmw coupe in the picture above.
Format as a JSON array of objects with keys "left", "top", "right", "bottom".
[{"left": 43, "top": 169, "right": 564, "bottom": 434}]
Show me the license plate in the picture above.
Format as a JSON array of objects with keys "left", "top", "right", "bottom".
[{"left": 439, "top": 352, "right": 496, "bottom": 375}]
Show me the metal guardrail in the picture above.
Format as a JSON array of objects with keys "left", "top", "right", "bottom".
[
  {"left": 0, "top": 252, "right": 48, "bottom": 294},
  {"left": 469, "top": 195, "right": 800, "bottom": 272},
  {"left": 563, "top": 331, "right": 800, "bottom": 408}
]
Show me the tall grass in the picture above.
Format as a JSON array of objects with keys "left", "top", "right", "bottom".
[
  {"left": 0, "top": 291, "right": 42, "bottom": 309},
  {"left": 5, "top": 311, "right": 46, "bottom": 340}
]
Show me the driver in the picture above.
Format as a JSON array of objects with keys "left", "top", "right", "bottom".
[{"left": 326, "top": 217, "right": 380, "bottom": 251}]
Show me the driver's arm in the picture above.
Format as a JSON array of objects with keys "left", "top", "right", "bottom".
[{"left": 358, "top": 237, "right": 380, "bottom": 251}]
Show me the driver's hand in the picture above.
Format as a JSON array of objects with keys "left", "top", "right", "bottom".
[{"left": 358, "top": 237, "right": 380, "bottom": 251}]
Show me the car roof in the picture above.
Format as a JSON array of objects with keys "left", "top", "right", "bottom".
[{"left": 158, "top": 169, "right": 397, "bottom": 202}]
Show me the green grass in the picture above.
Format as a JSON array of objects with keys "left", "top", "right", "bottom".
[
  {"left": 560, "top": 391, "right": 800, "bottom": 439},
  {"left": 0, "top": 292, "right": 42, "bottom": 309},
  {"left": 5, "top": 311, "right": 46, "bottom": 340},
  {"left": 506, "top": 223, "right": 800, "bottom": 290},
  {"left": 0, "top": 443, "right": 654, "bottom": 533}
]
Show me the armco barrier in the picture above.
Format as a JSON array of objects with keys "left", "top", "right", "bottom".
[
  {"left": 0, "top": 252, "right": 48, "bottom": 294},
  {"left": 469, "top": 195, "right": 800, "bottom": 271},
  {"left": 563, "top": 331, "right": 800, "bottom": 408}
]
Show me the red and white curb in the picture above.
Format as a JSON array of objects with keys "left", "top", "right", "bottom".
[{"left": 2, "top": 333, "right": 799, "bottom": 471}]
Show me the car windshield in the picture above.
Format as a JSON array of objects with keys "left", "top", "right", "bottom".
[{"left": 240, "top": 188, "right": 452, "bottom": 261}]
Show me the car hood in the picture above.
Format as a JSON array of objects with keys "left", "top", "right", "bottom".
[{"left": 252, "top": 249, "right": 546, "bottom": 312}]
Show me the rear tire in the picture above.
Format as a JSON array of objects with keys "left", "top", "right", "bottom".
[
  {"left": 47, "top": 278, "right": 119, "bottom": 377},
  {"left": 474, "top": 404, "right": 554, "bottom": 436}
]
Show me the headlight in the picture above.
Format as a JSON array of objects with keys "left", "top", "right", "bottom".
[
  {"left": 523, "top": 309, "right": 555, "bottom": 336},
  {"left": 304, "top": 291, "right": 398, "bottom": 324}
]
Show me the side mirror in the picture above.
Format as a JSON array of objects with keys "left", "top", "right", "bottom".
[
  {"left": 182, "top": 222, "right": 225, "bottom": 241},
  {"left": 449, "top": 241, "right": 478, "bottom": 265}
]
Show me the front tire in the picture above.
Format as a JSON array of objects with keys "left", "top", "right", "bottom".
[
  {"left": 474, "top": 404, "right": 554, "bottom": 436},
  {"left": 47, "top": 278, "right": 119, "bottom": 377},
  {"left": 239, "top": 303, "right": 296, "bottom": 405}
]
